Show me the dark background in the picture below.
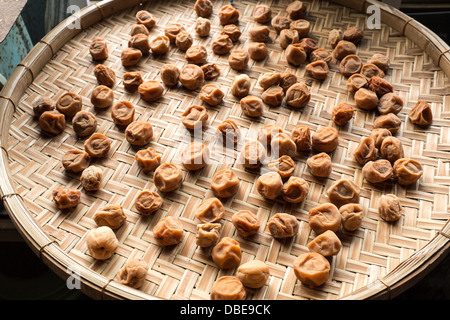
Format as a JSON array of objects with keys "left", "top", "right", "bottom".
[{"left": 0, "top": 0, "right": 449, "bottom": 300}]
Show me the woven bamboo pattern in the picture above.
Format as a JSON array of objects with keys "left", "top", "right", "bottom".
[{"left": 5, "top": 0, "right": 450, "bottom": 300}]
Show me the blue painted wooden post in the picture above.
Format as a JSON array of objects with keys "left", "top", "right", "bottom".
[{"left": 0, "top": 15, "right": 33, "bottom": 88}]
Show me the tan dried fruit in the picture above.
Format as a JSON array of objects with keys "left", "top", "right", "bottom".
[
  {"left": 216, "top": 119, "right": 240, "bottom": 146},
  {"left": 111, "top": 100, "right": 135, "bottom": 126},
  {"left": 128, "top": 34, "right": 150, "bottom": 54},
  {"left": 230, "top": 74, "right": 251, "bottom": 97},
  {"left": 368, "top": 53, "right": 390, "bottom": 72},
  {"left": 194, "top": 17, "right": 211, "bottom": 37},
  {"left": 378, "top": 93, "right": 403, "bottom": 115},
  {"left": 194, "top": 0, "right": 213, "bottom": 18},
  {"left": 135, "top": 190, "right": 162, "bottom": 215},
  {"left": 123, "top": 72, "right": 143, "bottom": 92},
  {"left": 236, "top": 260, "right": 270, "bottom": 289},
  {"left": 56, "top": 92, "right": 82, "bottom": 117},
  {"left": 201, "top": 63, "right": 220, "bottom": 80},
  {"left": 164, "top": 23, "right": 185, "bottom": 44},
  {"left": 307, "top": 230, "right": 342, "bottom": 257},
  {"left": 196, "top": 223, "right": 221, "bottom": 247},
  {"left": 211, "top": 34, "right": 233, "bottom": 55},
  {"left": 86, "top": 226, "right": 118, "bottom": 260},
  {"left": 116, "top": 258, "right": 149, "bottom": 289},
  {"left": 306, "top": 60, "right": 329, "bottom": 80},
  {"left": 287, "top": 0, "right": 307, "bottom": 19},
  {"left": 339, "top": 203, "right": 364, "bottom": 231},
  {"left": 346, "top": 74, "right": 368, "bottom": 94},
  {"left": 89, "top": 38, "right": 108, "bottom": 60},
  {"left": 175, "top": 31, "right": 193, "bottom": 51},
  {"left": 210, "top": 169, "right": 240, "bottom": 198},
  {"left": 257, "top": 124, "right": 283, "bottom": 148},
  {"left": 32, "top": 96, "right": 54, "bottom": 117},
  {"left": 136, "top": 10, "right": 156, "bottom": 29},
  {"left": 218, "top": 5, "right": 240, "bottom": 25},
  {"left": 180, "top": 142, "right": 209, "bottom": 171},
  {"left": 285, "top": 82, "right": 310, "bottom": 108},
  {"left": 94, "top": 204, "right": 126, "bottom": 229},
  {"left": 339, "top": 54, "right": 363, "bottom": 76},
  {"left": 199, "top": 84, "right": 224, "bottom": 106},
  {"left": 268, "top": 155, "right": 296, "bottom": 178},
  {"left": 62, "top": 149, "right": 90, "bottom": 172},
  {"left": 290, "top": 19, "right": 310, "bottom": 38},
  {"left": 232, "top": 210, "right": 260, "bottom": 237},
  {"left": 267, "top": 213, "right": 299, "bottom": 238},
  {"left": 210, "top": 276, "right": 246, "bottom": 300},
  {"left": 293, "top": 252, "right": 330, "bottom": 287},
  {"left": 378, "top": 194, "right": 402, "bottom": 222},
  {"left": 369, "top": 128, "right": 392, "bottom": 149},
  {"left": 373, "top": 113, "right": 401, "bottom": 134},
  {"left": 393, "top": 158, "right": 423, "bottom": 186},
  {"left": 242, "top": 140, "right": 266, "bottom": 169},
  {"left": 369, "top": 76, "right": 393, "bottom": 97},
  {"left": 408, "top": 101, "right": 433, "bottom": 126},
  {"left": 240, "top": 96, "right": 264, "bottom": 118},
  {"left": 52, "top": 187, "right": 81, "bottom": 209},
  {"left": 185, "top": 45, "right": 208, "bottom": 65},
  {"left": 150, "top": 35, "right": 170, "bottom": 54},
  {"left": 311, "top": 126, "right": 339, "bottom": 153},
  {"left": 154, "top": 163, "right": 183, "bottom": 192},
  {"left": 279, "top": 28, "right": 299, "bottom": 49},
  {"left": 291, "top": 125, "right": 311, "bottom": 152},
  {"left": 153, "top": 216, "right": 184, "bottom": 246},
  {"left": 253, "top": 4, "right": 272, "bottom": 23},
  {"left": 308, "top": 202, "right": 341, "bottom": 234},
  {"left": 228, "top": 49, "right": 249, "bottom": 71},
  {"left": 181, "top": 105, "right": 208, "bottom": 130},
  {"left": 121, "top": 47, "right": 142, "bottom": 67},
  {"left": 354, "top": 88, "right": 378, "bottom": 110},
  {"left": 255, "top": 172, "right": 283, "bottom": 200},
  {"left": 307, "top": 152, "right": 332, "bottom": 178},
  {"left": 343, "top": 26, "right": 364, "bottom": 44},
  {"left": 72, "top": 110, "right": 97, "bottom": 137},
  {"left": 91, "top": 85, "right": 114, "bottom": 108},
  {"left": 84, "top": 133, "right": 111, "bottom": 158},
  {"left": 160, "top": 64, "right": 180, "bottom": 87},
  {"left": 249, "top": 25, "right": 270, "bottom": 42},
  {"left": 271, "top": 15, "right": 290, "bottom": 33},
  {"left": 380, "top": 136, "right": 404, "bottom": 164},
  {"left": 360, "top": 63, "right": 385, "bottom": 80},
  {"left": 138, "top": 80, "right": 164, "bottom": 102},
  {"left": 326, "top": 179, "right": 360, "bottom": 208},
  {"left": 271, "top": 132, "right": 297, "bottom": 157},
  {"left": 332, "top": 102, "right": 354, "bottom": 126},
  {"left": 222, "top": 24, "right": 241, "bottom": 42},
  {"left": 353, "top": 136, "right": 378, "bottom": 165},
  {"left": 328, "top": 29, "right": 343, "bottom": 49},
  {"left": 195, "top": 197, "right": 224, "bottom": 223},
  {"left": 211, "top": 237, "right": 242, "bottom": 269},
  {"left": 362, "top": 159, "right": 394, "bottom": 184},
  {"left": 179, "top": 64, "right": 204, "bottom": 90},
  {"left": 286, "top": 43, "right": 307, "bottom": 66},
  {"left": 135, "top": 147, "right": 161, "bottom": 172},
  {"left": 333, "top": 40, "right": 356, "bottom": 60},
  {"left": 248, "top": 42, "right": 269, "bottom": 61},
  {"left": 80, "top": 165, "right": 103, "bottom": 191},
  {"left": 262, "top": 85, "right": 284, "bottom": 107},
  {"left": 282, "top": 176, "right": 309, "bottom": 203}
]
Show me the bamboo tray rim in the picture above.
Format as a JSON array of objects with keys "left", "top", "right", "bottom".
[{"left": 0, "top": 0, "right": 449, "bottom": 300}]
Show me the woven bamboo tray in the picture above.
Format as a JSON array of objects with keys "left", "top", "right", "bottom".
[{"left": 1, "top": 0, "right": 449, "bottom": 300}]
